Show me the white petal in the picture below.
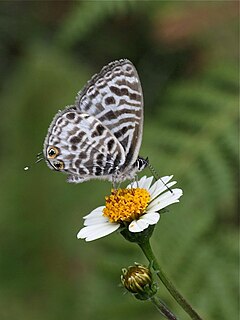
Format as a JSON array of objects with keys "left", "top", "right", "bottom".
[
  {"left": 141, "top": 211, "right": 160, "bottom": 225},
  {"left": 148, "top": 188, "right": 183, "bottom": 212},
  {"left": 149, "top": 188, "right": 182, "bottom": 207},
  {"left": 140, "top": 176, "right": 154, "bottom": 190},
  {"left": 77, "top": 222, "right": 120, "bottom": 241},
  {"left": 149, "top": 175, "right": 173, "bottom": 192},
  {"left": 129, "top": 176, "right": 147, "bottom": 189},
  {"left": 157, "top": 188, "right": 183, "bottom": 203},
  {"left": 127, "top": 176, "right": 154, "bottom": 190},
  {"left": 83, "top": 215, "right": 109, "bottom": 226},
  {"left": 149, "top": 176, "right": 176, "bottom": 200},
  {"left": 149, "top": 180, "right": 177, "bottom": 201},
  {"left": 77, "top": 224, "right": 104, "bottom": 238},
  {"left": 137, "top": 176, "right": 150, "bottom": 189},
  {"left": 128, "top": 211, "right": 160, "bottom": 233},
  {"left": 148, "top": 178, "right": 166, "bottom": 197},
  {"left": 158, "top": 198, "right": 180, "bottom": 209},
  {"left": 128, "top": 219, "right": 148, "bottom": 232},
  {"left": 83, "top": 206, "right": 105, "bottom": 219},
  {"left": 127, "top": 180, "right": 138, "bottom": 189}
]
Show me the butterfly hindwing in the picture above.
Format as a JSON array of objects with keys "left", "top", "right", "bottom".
[{"left": 44, "top": 108, "right": 126, "bottom": 182}]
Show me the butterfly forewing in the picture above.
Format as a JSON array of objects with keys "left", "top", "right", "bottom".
[{"left": 75, "top": 59, "right": 143, "bottom": 170}]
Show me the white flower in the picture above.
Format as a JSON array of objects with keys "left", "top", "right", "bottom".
[{"left": 77, "top": 175, "right": 183, "bottom": 241}]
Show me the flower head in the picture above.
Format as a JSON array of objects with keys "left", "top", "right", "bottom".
[{"left": 77, "top": 175, "right": 183, "bottom": 241}]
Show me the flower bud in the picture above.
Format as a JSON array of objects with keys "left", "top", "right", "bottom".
[{"left": 121, "top": 263, "right": 157, "bottom": 300}]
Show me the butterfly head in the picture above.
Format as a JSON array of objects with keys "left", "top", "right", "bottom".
[{"left": 136, "top": 157, "right": 149, "bottom": 172}]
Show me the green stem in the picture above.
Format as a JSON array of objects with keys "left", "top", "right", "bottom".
[
  {"left": 139, "top": 240, "right": 203, "bottom": 320},
  {"left": 150, "top": 296, "right": 178, "bottom": 320}
]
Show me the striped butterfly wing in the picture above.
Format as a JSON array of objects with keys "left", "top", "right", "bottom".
[
  {"left": 75, "top": 59, "right": 143, "bottom": 173},
  {"left": 44, "top": 108, "right": 126, "bottom": 183}
]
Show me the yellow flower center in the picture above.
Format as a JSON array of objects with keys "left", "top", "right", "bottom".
[{"left": 103, "top": 188, "right": 151, "bottom": 223}]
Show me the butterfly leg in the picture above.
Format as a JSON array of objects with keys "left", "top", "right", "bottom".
[
  {"left": 132, "top": 174, "right": 139, "bottom": 188},
  {"left": 67, "top": 174, "right": 90, "bottom": 184},
  {"left": 112, "top": 174, "right": 117, "bottom": 190},
  {"left": 112, "top": 170, "right": 124, "bottom": 190}
]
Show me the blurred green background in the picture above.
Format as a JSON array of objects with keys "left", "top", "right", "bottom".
[{"left": 0, "top": 1, "right": 238, "bottom": 320}]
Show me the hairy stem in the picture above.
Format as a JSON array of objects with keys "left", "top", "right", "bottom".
[
  {"left": 139, "top": 240, "right": 203, "bottom": 320},
  {"left": 150, "top": 295, "right": 178, "bottom": 320}
]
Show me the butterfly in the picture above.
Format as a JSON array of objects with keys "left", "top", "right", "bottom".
[{"left": 43, "top": 59, "right": 148, "bottom": 184}]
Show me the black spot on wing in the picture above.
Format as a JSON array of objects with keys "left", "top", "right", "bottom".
[
  {"left": 78, "top": 132, "right": 86, "bottom": 140},
  {"left": 95, "top": 167, "right": 102, "bottom": 176},
  {"left": 96, "top": 124, "right": 105, "bottom": 135},
  {"left": 75, "top": 159, "right": 81, "bottom": 167},
  {"left": 113, "top": 153, "right": 121, "bottom": 169},
  {"left": 110, "top": 86, "right": 122, "bottom": 96},
  {"left": 121, "top": 126, "right": 128, "bottom": 134},
  {"left": 96, "top": 153, "right": 104, "bottom": 166},
  {"left": 70, "top": 136, "right": 81, "bottom": 144},
  {"left": 79, "top": 152, "right": 87, "bottom": 159},
  {"left": 57, "top": 118, "right": 63, "bottom": 125},
  {"left": 107, "top": 139, "right": 114, "bottom": 151},
  {"left": 78, "top": 167, "right": 88, "bottom": 175},
  {"left": 66, "top": 112, "right": 75, "bottom": 120},
  {"left": 92, "top": 124, "right": 106, "bottom": 137},
  {"left": 105, "top": 96, "right": 116, "bottom": 105},
  {"left": 97, "top": 153, "right": 104, "bottom": 161}
]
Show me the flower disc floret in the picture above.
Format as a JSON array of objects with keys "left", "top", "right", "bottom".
[{"left": 103, "top": 188, "right": 151, "bottom": 223}]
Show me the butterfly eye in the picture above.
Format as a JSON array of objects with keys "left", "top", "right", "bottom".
[
  {"left": 53, "top": 160, "right": 64, "bottom": 171},
  {"left": 47, "top": 146, "right": 59, "bottom": 159}
]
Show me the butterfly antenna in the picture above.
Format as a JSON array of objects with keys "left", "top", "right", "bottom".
[
  {"left": 36, "top": 151, "right": 44, "bottom": 162},
  {"left": 147, "top": 161, "right": 173, "bottom": 194},
  {"left": 23, "top": 152, "right": 44, "bottom": 171},
  {"left": 35, "top": 151, "right": 44, "bottom": 164},
  {"left": 35, "top": 157, "right": 43, "bottom": 164}
]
